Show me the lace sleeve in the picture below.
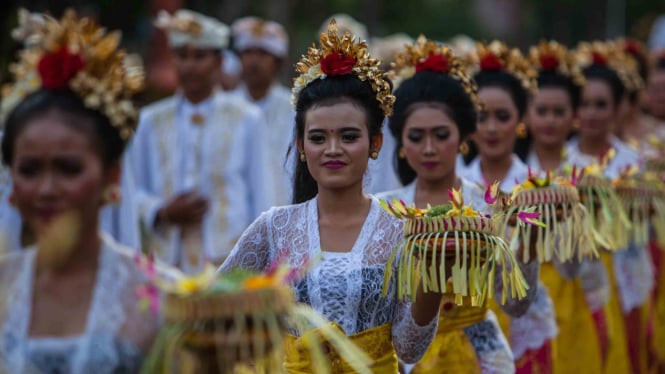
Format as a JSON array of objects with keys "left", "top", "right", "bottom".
[
  {"left": 579, "top": 258, "right": 609, "bottom": 312},
  {"left": 494, "top": 258, "right": 539, "bottom": 317},
  {"left": 391, "top": 300, "right": 439, "bottom": 364},
  {"left": 553, "top": 256, "right": 582, "bottom": 280},
  {"left": 218, "top": 210, "right": 273, "bottom": 273}
]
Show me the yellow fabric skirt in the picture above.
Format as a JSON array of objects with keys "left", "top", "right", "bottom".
[
  {"left": 599, "top": 251, "right": 631, "bottom": 374},
  {"left": 540, "top": 262, "right": 603, "bottom": 374},
  {"left": 284, "top": 323, "right": 397, "bottom": 373},
  {"left": 411, "top": 299, "right": 486, "bottom": 374}
]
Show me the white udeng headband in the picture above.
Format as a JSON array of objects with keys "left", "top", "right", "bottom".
[
  {"left": 234, "top": 33, "right": 288, "bottom": 58},
  {"left": 155, "top": 9, "right": 230, "bottom": 50}
]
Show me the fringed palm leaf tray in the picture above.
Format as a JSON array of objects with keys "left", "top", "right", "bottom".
[
  {"left": 614, "top": 167, "right": 665, "bottom": 248},
  {"left": 380, "top": 188, "right": 528, "bottom": 308},
  {"left": 577, "top": 174, "right": 631, "bottom": 251},
  {"left": 137, "top": 263, "right": 373, "bottom": 374},
  {"left": 499, "top": 172, "right": 595, "bottom": 263}
]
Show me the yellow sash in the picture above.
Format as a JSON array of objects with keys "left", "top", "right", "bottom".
[
  {"left": 411, "top": 281, "right": 487, "bottom": 373},
  {"left": 284, "top": 323, "right": 397, "bottom": 373},
  {"left": 540, "top": 262, "right": 603, "bottom": 374}
]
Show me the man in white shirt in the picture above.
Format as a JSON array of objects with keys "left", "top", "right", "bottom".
[
  {"left": 231, "top": 16, "right": 294, "bottom": 204},
  {"left": 129, "top": 9, "right": 274, "bottom": 272}
]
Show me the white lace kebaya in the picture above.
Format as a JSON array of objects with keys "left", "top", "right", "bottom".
[
  {"left": 219, "top": 196, "right": 439, "bottom": 363},
  {"left": 0, "top": 234, "right": 161, "bottom": 373}
]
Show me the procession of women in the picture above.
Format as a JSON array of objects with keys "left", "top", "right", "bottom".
[{"left": 1, "top": 5, "right": 665, "bottom": 373}]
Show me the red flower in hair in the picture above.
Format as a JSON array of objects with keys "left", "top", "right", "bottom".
[
  {"left": 38, "top": 47, "right": 85, "bottom": 90},
  {"left": 540, "top": 54, "right": 560, "bottom": 71},
  {"left": 320, "top": 53, "right": 356, "bottom": 76},
  {"left": 416, "top": 54, "right": 449, "bottom": 73},
  {"left": 591, "top": 52, "right": 608, "bottom": 66},
  {"left": 480, "top": 53, "right": 504, "bottom": 71},
  {"left": 623, "top": 40, "right": 642, "bottom": 58}
]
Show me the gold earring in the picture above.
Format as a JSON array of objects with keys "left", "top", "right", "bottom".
[
  {"left": 299, "top": 153, "right": 306, "bottom": 162},
  {"left": 398, "top": 148, "right": 406, "bottom": 159},
  {"left": 572, "top": 119, "right": 580, "bottom": 130},
  {"left": 516, "top": 122, "right": 528, "bottom": 138},
  {"left": 458, "top": 141, "right": 469, "bottom": 156},
  {"left": 370, "top": 150, "right": 379, "bottom": 160}
]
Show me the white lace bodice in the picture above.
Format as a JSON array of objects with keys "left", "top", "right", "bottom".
[
  {"left": 219, "top": 196, "right": 439, "bottom": 363},
  {"left": 613, "top": 242, "right": 655, "bottom": 313},
  {"left": 0, "top": 234, "right": 161, "bottom": 373}
]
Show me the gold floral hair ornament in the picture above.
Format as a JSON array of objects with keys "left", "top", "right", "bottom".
[
  {"left": 292, "top": 19, "right": 395, "bottom": 116},
  {"left": 389, "top": 35, "right": 482, "bottom": 111},
  {"left": 1, "top": 9, "right": 144, "bottom": 140},
  {"left": 472, "top": 40, "right": 538, "bottom": 93},
  {"left": 529, "top": 40, "right": 586, "bottom": 88},
  {"left": 575, "top": 40, "right": 643, "bottom": 93}
]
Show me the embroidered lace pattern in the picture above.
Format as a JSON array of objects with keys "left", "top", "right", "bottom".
[
  {"left": 0, "top": 235, "right": 161, "bottom": 373},
  {"left": 220, "top": 196, "right": 439, "bottom": 363},
  {"left": 613, "top": 241, "right": 655, "bottom": 313}
]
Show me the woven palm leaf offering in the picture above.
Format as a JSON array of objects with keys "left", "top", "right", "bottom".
[
  {"left": 573, "top": 149, "right": 631, "bottom": 251},
  {"left": 381, "top": 185, "right": 529, "bottom": 307},
  {"left": 613, "top": 166, "right": 665, "bottom": 247},
  {"left": 497, "top": 168, "right": 593, "bottom": 263},
  {"left": 136, "top": 258, "right": 372, "bottom": 374}
]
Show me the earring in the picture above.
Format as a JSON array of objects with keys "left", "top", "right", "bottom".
[
  {"left": 299, "top": 153, "right": 306, "bottom": 162},
  {"left": 370, "top": 150, "right": 379, "bottom": 160},
  {"left": 398, "top": 148, "right": 406, "bottom": 159},
  {"left": 103, "top": 185, "right": 121, "bottom": 205},
  {"left": 572, "top": 119, "right": 580, "bottom": 130},
  {"left": 7, "top": 193, "right": 15, "bottom": 207},
  {"left": 458, "top": 141, "right": 469, "bottom": 156},
  {"left": 516, "top": 122, "right": 528, "bottom": 138}
]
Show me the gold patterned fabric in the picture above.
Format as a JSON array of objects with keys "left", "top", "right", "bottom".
[
  {"left": 411, "top": 298, "right": 485, "bottom": 374},
  {"left": 284, "top": 323, "right": 397, "bottom": 373}
]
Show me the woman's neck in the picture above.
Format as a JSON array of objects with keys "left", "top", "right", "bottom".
[
  {"left": 37, "top": 228, "right": 102, "bottom": 276},
  {"left": 532, "top": 141, "right": 564, "bottom": 171},
  {"left": 479, "top": 154, "right": 513, "bottom": 184},
  {"left": 316, "top": 183, "right": 370, "bottom": 221},
  {"left": 414, "top": 172, "right": 460, "bottom": 208},
  {"left": 577, "top": 134, "right": 611, "bottom": 158}
]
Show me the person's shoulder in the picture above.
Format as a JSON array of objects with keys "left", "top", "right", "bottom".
[
  {"left": 374, "top": 186, "right": 409, "bottom": 202},
  {"left": 140, "top": 96, "right": 178, "bottom": 118},
  {"left": 271, "top": 85, "right": 292, "bottom": 102},
  {"left": 213, "top": 91, "right": 263, "bottom": 122},
  {"left": 0, "top": 248, "right": 33, "bottom": 280}
]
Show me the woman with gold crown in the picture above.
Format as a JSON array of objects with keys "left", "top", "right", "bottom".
[
  {"left": 377, "top": 35, "right": 544, "bottom": 373},
  {"left": 516, "top": 40, "right": 606, "bottom": 374},
  {"left": 458, "top": 41, "right": 558, "bottom": 373},
  {"left": 567, "top": 41, "right": 655, "bottom": 374},
  {"left": 219, "top": 21, "right": 443, "bottom": 372},
  {"left": 0, "top": 10, "right": 169, "bottom": 373}
]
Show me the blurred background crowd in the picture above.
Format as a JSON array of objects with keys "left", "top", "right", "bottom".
[{"left": 1, "top": 0, "right": 665, "bottom": 101}]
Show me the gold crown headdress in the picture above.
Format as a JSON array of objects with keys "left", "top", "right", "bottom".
[
  {"left": 1, "top": 9, "right": 144, "bottom": 140},
  {"left": 529, "top": 40, "right": 586, "bottom": 87},
  {"left": 575, "top": 41, "right": 643, "bottom": 93},
  {"left": 389, "top": 35, "right": 482, "bottom": 110},
  {"left": 292, "top": 20, "right": 394, "bottom": 116},
  {"left": 471, "top": 40, "right": 538, "bottom": 93}
]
